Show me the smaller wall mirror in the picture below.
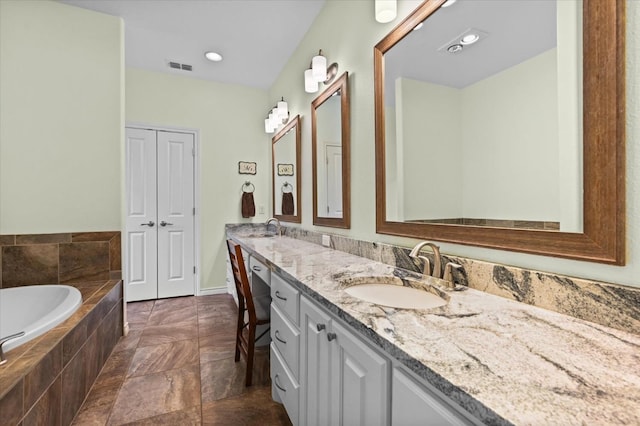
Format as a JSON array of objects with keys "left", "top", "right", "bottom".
[
  {"left": 312, "top": 72, "right": 351, "bottom": 228},
  {"left": 272, "top": 115, "right": 301, "bottom": 223}
]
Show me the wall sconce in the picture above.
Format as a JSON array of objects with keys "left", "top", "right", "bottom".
[
  {"left": 375, "top": 0, "right": 397, "bottom": 23},
  {"left": 264, "top": 97, "right": 289, "bottom": 134},
  {"left": 303, "top": 50, "right": 339, "bottom": 94}
]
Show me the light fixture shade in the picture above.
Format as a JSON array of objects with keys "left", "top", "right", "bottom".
[
  {"left": 375, "top": 0, "right": 397, "bottom": 23},
  {"left": 305, "top": 69, "right": 318, "bottom": 93},
  {"left": 268, "top": 112, "right": 276, "bottom": 130},
  {"left": 311, "top": 53, "right": 327, "bottom": 82},
  {"left": 265, "top": 118, "right": 273, "bottom": 133},
  {"left": 277, "top": 99, "right": 288, "bottom": 119}
]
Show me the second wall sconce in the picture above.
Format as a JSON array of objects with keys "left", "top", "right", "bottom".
[
  {"left": 304, "top": 50, "right": 339, "bottom": 94},
  {"left": 375, "top": 0, "right": 397, "bottom": 23},
  {"left": 265, "top": 97, "right": 289, "bottom": 134}
]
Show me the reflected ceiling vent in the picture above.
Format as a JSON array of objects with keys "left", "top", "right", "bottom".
[{"left": 168, "top": 61, "right": 193, "bottom": 71}]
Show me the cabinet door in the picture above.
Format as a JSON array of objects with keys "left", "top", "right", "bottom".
[
  {"left": 300, "top": 297, "right": 333, "bottom": 426},
  {"left": 392, "top": 367, "right": 477, "bottom": 426},
  {"left": 331, "top": 321, "right": 389, "bottom": 426}
]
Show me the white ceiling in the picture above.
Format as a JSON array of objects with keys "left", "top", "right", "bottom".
[
  {"left": 60, "top": 0, "right": 326, "bottom": 90},
  {"left": 385, "top": 0, "right": 558, "bottom": 100}
]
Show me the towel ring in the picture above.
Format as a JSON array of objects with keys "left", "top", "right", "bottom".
[
  {"left": 282, "top": 182, "right": 293, "bottom": 193},
  {"left": 242, "top": 181, "right": 255, "bottom": 193}
]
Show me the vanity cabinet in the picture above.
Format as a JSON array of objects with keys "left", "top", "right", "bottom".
[
  {"left": 300, "top": 296, "right": 389, "bottom": 426},
  {"left": 392, "top": 366, "right": 479, "bottom": 426},
  {"left": 270, "top": 271, "right": 302, "bottom": 425},
  {"left": 269, "top": 270, "right": 481, "bottom": 426}
]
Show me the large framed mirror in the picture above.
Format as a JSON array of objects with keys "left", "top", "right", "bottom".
[
  {"left": 272, "top": 114, "right": 301, "bottom": 223},
  {"left": 375, "top": 0, "right": 625, "bottom": 264},
  {"left": 312, "top": 72, "right": 351, "bottom": 228}
]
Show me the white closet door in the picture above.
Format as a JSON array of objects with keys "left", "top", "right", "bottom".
[
  {"left": 156, "top": 131, "right": 195, "bottom": 298},
  {"left": 125, "top": 128, "right": 158, "bottom": 301}
]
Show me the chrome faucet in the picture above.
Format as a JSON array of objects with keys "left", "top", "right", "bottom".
[
  {"left": 265, "top": 217, "right": 282, "bottom": 236},
  {"left": 0, "top": 331, "right": 25, "bottom": 365},
  {"left": 409, "top": 241, "right": 442, "bottom": 278}
]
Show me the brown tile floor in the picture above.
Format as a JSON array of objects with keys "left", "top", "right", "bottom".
[{"left": 71, "top": 294, "right": 291, "bottom": 425}]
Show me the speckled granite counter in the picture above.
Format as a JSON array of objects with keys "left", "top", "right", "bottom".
[{"left": 228, "top": 231, "right": 640, "bottom": 426}]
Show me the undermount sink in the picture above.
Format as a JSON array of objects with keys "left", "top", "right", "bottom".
[{"left": 342, "top": 276, "right": 448, "bottom": 310}]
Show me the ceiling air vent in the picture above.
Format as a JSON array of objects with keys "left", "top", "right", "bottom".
[{"left": 168, "top": 61, "right": 193, "bottom": 72}]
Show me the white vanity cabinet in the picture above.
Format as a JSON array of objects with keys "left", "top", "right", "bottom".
[
  {"left": 392, "top": 366, "right": 480, "bottom": 426},
  {"left": 269, "top": 269, "right": 482, "bottom": 426},
  {"left": 270, "top": 271, "right": 302, "bottom": 425},
  {"left": 300, "top": 295, "right": 389, "bottom": 426}
]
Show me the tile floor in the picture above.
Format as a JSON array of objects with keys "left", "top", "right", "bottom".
[{"left": 71, "top": 294, "right": 291, "bottom": 425}]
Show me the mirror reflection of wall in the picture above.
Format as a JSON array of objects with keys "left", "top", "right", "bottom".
[
  {"left": 316, "top": 90, "right": 342, "bottom": 218},
  {"left": 312, "top": 72, "right": 350, "bottom": 229},
  {"left": 272, "top": 115, "right": 301, "bottom": 223},
  {"left": 384, "top": 0, "right": 583, "bottom": 232}
]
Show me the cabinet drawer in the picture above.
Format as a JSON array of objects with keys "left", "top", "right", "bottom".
[
  {"left": 271, "top": 343, "right": 300, "bottom": 425},
  {"left": 249, "top": 256, "right": 270, "bottom": 285},
  {"left": 271, "top": 304, "right": 300, "bottom": 378},
  {"left": 271, "top": 272, "right": 300, "bottom": 326}
]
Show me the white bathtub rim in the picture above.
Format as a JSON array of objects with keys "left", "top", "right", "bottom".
[{"left": 1, "top": 285, "right": 83, "bottom": 352}]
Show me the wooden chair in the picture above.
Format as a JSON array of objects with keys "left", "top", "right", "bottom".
[{"left": 226, "top": 239, "right": 270, "bottom": 386}]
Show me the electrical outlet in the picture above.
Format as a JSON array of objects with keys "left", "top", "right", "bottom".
[
  {"left": 258, "top": 205, "right": 265, "bottom": 214},
  {"left": 322, "top": 234, "right": 331, "bottom": 247}
]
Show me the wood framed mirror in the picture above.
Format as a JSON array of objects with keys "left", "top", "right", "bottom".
[
  {"left": 312, "top": 72, "right": 351, "bottom": 228},
  {"left": 272, "top": 114, "right": 301, "bottom": 223},
  {"left": 374, "top": 0, "right": 625, "bottom": 264}
]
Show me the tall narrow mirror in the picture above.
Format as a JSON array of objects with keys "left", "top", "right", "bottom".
[
  {"left": 312, "top": 72, "right": 351, "bottom": 228},
  {"left": 374, "top": 0, "right": 625, "bottom": 264},
  {"left": 272, "top": 115, "right": 301, "bottom": 223}
]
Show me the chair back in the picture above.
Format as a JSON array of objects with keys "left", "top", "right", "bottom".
[{"left": 226, "top": 239, "right": 257, "bottom": 323}]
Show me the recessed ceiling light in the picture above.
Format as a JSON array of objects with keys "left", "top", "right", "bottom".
[
  {"left": 460, "top": 34, "right": 479, "bottom": 45},
  {"left": 447, "top": 44, "right": 463, "bottom": 54},
  {"left": 204, "top": 51, "right": 223, "bottom": 62},
  {"left": 413, "top": 22, "right": 424, "bottom": 31},
  {"left": 441, "top": 0, "right": 457, "bottom": 8}
]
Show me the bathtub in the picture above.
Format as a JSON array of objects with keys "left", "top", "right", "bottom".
[{"left": 0, "top": 285, "right": 82, "bottom": 352}]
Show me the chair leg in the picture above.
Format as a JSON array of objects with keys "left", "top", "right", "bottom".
[
  {"left": 245, "top": 324, "right": 256, "bottom": 387},
  {"left": 235, "top": 303, "right": 245, "bottom": 363}
]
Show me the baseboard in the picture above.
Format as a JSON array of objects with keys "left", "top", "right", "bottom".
[{"left": 198, "top": 287, "right": 229, "bottom": 296}]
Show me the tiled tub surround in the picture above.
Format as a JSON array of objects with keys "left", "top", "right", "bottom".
[
  {"left": 226, "top": 229, "right": 640, "bottom": 425},
  {"left": 0, "top": 231, "right": 122, "bottom": 288},
  {"left": 226, "top": 224, "right": 640, "bottom": 335},
  {"left": 0, "top": 280, "right": 123, "bottom": 426}
]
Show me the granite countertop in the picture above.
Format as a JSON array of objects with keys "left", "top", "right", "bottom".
[{"left": 228, "top": 231, "right": 640, "bottom": 426}]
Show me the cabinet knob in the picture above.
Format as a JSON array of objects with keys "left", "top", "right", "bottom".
[
  {"left": 316, "top": 324, "right": 326, "bottom": 332},
  {"left": 327, "top": 332, "right": 337, "bottom": 342}
]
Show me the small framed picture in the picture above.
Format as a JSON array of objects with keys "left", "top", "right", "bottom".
[
  {"left": 238, "top": 161, "right": 257, "bottom": 175},
  {"left": 277, "top": 163, "right": 294, "bottom": 176}
]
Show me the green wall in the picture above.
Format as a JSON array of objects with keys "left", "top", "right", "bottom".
[
  {"left": 0, "top": 0, "right": 124, "bottom": 233},
  {"left": 268, "top": 0, "right": 640, "bottom": 288},
  {"left": 125, "top": 68, "right": 270, "bottom": 290}
]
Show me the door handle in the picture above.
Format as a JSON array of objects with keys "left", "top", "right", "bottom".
[
  {"left": 160, "top": 221, "right": 174, "bottom": 227},
  {"left": 275, "top": 330, "right": 287, "bottom": 344},
  {"left": 141, "top": 221, "right": 155, "bottom": 227}
]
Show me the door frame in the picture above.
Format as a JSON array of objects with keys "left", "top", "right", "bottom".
[{"left": 124, "top": 122, "right": 202, "bottom": 296}]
